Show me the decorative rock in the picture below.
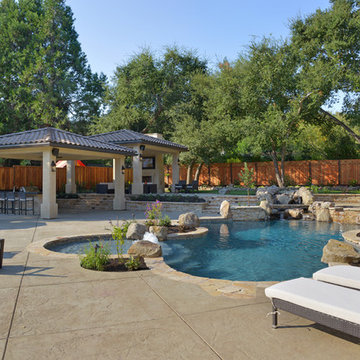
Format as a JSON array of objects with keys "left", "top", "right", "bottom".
[
  {"left": 284, "top": 209, "right": 303, "bottom": 220},
  {"left": 178, "top": 212, "right": 200, "bottom": 229},
  {"left": 276, "top": 193, "right": 291, "bottom": 205},
  {"left": 316, "top": 208, "right": 331, "bottom": 222},
  {"left": 321, "top": 239, "right": 360, "bottom": 265},
  {"left": 302, "top": 213, "right": 316, "bottom": 221},
  {"left": 259, "top": 200, "right": 271, "bottom": 216},
  {"left": 297, "top": 187, "right": 314, "bottom": 205},
  {"left": 128, "top": 240, "right": 162, "bottom": 258},
  {"left": 309, "top": 201, "right": 322, "bottom": 214},
  {"left": 149, "top": 226, "right": 168, "bottom": 241},
  {"left": 220, "top": 200, "right": 232, "bottom": 219},
  {"left": 126, "top": 223, "right": 147, "bottom": 240}
]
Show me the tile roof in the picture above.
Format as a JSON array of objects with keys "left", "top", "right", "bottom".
[
  {"left": 88, "top": 129, "right": 187, "bottom": 151},
  {"left": 0, "top": 128, "right": 137, "bottom": 156}
]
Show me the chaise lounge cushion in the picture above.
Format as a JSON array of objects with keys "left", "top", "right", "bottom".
[
  {"left": 265, "top": 277, "right": 360, "bottom": 325},
  {"left": 313, "top": 265, "right": 360, "bottom": 290}
]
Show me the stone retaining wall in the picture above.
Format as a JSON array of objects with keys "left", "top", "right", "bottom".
[
  {"left": 231, "top": 206, "right": 267, "bottom": 221},
  {"left": 57, "top": 194, "right": 114, "bottom": 212},
  {"left": 314, "top": 193, "right": 360, "bottom": 204},
  {"left": 329, "top": 207, "right": 360, "bottom": 224}
]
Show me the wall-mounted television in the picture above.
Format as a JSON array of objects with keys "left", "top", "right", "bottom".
[{"left": 142, "top": 157, "right": 155, "bottom": 169}]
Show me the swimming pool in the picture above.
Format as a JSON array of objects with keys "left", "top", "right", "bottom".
[{"left": 161, "top": 220, "right": 358, "bottom": 282}]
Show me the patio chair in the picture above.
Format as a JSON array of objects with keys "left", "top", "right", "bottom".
[
  {"left": 313, "top": 265, "right": 360, "bottom": 290},
  {"left": 174, "top": 180, "right": 186, "bottom": 192},
  {"left": 0, "top": 192, "right": 6, "bottom": 214},
  {"left": 185, "top": 180, "right": 198, "bottom": 192},
  {"left": 265, "top": 277, "right": 360, "bottom": 338}
]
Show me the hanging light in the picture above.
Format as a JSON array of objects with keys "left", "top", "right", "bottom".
[
  {"left": 51, "top": 161, "right": 56, "bottom": 172},
  {"left": 121, "top": 165, "right": 125, "bottom": 175},
  {"left": 139, "top": 144, "right": 146, "bottom": 151}
]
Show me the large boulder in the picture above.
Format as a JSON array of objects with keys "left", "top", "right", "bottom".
[
  {"left": 178, "top": 212, "right": 199, "bottom": 229},
  {"left": 259, "top": 200, "right": 271, "bottom": 216},
  {"left": 220, "top": 200, "right": 232, "bottom": 219},
  {"left": 321, "top": 239, "right": 360, "bottom": 265},
  {"left": 275, "top": 193, "right": 291, "bottom": 205},
  {"left": 128, "top": 240, "right": 162, "bottom": 258},
  {"left": 149, "top": 226, "right": 168, "bottom": 241},
  {"left": 284, "top": 209, "right": 303, "bottom": 220},
  {"left": 297, "top": 187, "right": 314, "bottom": 205},
  {"left": 316, "top": 208, "right": 331, "bottom": 222},
  {"left": 126, "top": 223, "right": 147, "bottom": 240}
]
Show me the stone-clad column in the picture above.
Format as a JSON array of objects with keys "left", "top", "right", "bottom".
[
  {"left": 40, "top": 149, "right": 58, "bottom": 219},
  {"left": 171, "top": 152, "right": 180, "bottom": 192},
  {"left": 113, "top": 157, "right": 125, "bottom": 210},
  {"left": 65, "top": 160, "right": 76, "bottom": 194},
  {"left": 132, "top": 145, "right": 143, "bottom": 195}
]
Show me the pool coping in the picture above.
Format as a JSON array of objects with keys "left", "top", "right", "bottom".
[{"left": 26, "top": 223, "right": 272, "bottom": 299}]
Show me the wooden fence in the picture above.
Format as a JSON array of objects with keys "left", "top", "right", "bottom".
[
  {"left": 0, "top": 166, "right": 133, "bottom": 191},
  {"left": 175, "top": 159, "right": 360, "bottom": 186},
  {"left": 0, "top": 159, "right": 359, "bottom": 191}
]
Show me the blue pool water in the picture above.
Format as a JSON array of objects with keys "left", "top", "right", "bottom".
[
  {"left": 161, "top": 220, "right": 358, "bottom": 282},
  {"left": 49, "top": 238, "right": 134, "bottom": 254}
]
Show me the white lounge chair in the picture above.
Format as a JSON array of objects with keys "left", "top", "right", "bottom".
[
  {"left": 265, "top": 277, "right": 360, "bottom": 338},
  {"left": 313, "top": 265, "right": 360, "bottom": 290}
]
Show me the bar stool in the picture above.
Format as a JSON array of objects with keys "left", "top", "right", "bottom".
[
  {"left": 19, "top": 192, "right": 34, "bottom": 215},
  {"left": 0, "top": 192, "right": 6, "bottom": 214},
  {"left": 5, "top": 192, "right": 17, "bottom": 214}
]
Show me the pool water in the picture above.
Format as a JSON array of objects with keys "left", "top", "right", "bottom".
[
  {"left": 161, "top": 220, "right": 358, "bottom": 282},
  {"left": 49, "top": 238, "right": 134, "bottom": 254}
]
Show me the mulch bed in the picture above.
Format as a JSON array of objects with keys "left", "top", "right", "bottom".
[{"left": 82, "top": 258, "right": 149, "bottom": 272}]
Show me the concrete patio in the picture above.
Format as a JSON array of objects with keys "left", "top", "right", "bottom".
[{"left": 0, "top": 211, "right": 359, "bottom": 360}]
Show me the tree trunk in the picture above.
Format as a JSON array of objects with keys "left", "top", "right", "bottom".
[
  {"left": 320, "top": 108, "right": 360, "bottom": 144},
  {"left": 270, "top": 151, "right": 284, "bottom": 187},
  {"left": 280, "top": 146, "right": 286, "bottom": 186},
  {"left": 186, "top": 164, "right": 194, "bottom": 184},
  {"left": 194, "top": 163, "right": 203, "bottom": 181}
]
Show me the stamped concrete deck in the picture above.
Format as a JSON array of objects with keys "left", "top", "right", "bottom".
[{"left": 0, "top": 211, "right": 359, "bottom": 359}]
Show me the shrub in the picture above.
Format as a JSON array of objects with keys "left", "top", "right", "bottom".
[
  {"left": 159, "top": 214, "right": 172, "bottom": 227},
  {"left": 110, "top": 220, "right": 133, "bottom": 262},
  {"left": 130, "top": 194, "right": 205, "bottom": 203},
  {"left": 125, "top": 256, "right": 141, "bottom": 271},
  {"left": 80, "top": 241, "right": 110, "bottom": 271},
  {"left": 349, "top": 179, "right": 358, "bottom": 187}
]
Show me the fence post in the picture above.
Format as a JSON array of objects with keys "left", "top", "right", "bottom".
[
  {"left": 338, "top": 160, "right": 341, "bottom": 185},
  {"left": 308, "top": 161, "right": 312, "bottom": 184}
]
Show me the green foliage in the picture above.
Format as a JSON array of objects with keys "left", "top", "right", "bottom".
[
  {"left": 80, "top": 241, "right": 110, "bottom": 271},
  {"left": 125, "top": 256, "right": 141, "bottom": 271},
  {"left": 158, "top": 215, "right": 172, "bottom": 227},
  {"left": 111, "top": 220, "right": 133, "bottom": 262},
  {"left": 130, "top": 194, "right": 205, "bottom": 203},
  {"left": 0, "top": 0, "right": 106, "bottom": 134},
  {"left": 349, "top": 179, "right": 358, "bottom": 186},
  {"left": 145, "top": 200, "right": 163, "bottom": 226},
  {"left": 239, "top": 163, "right": 255, "bottom": 189},
  {"left": 91, "top": 47, "right": 207, "bottom": 136}
]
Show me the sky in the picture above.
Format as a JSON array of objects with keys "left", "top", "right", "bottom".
[{"left": 66, "top": 0, "right": 331, "bottom": 80}]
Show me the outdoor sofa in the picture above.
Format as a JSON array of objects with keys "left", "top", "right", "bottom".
[{"left": 265, "top": 277, "right": 360, "bottom": 338}]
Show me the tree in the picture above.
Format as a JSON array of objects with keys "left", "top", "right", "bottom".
[
  {"left": 239, "top": 162, "right": 255, "bottom": 205},
  {"left": 290, "top": 0, "right": 360, "bottom": 144},
  {"left": 170, "top": 71, "right": 241, "bottom": 182},
  {"left": 235, "top": 38, "right": 303, "bottom": 187},
  {"left": 0, "top": 0, "right": 106, "bottom": 134},
  {"left": 91, "top": 47, "right": 207, "bottom": 137}
]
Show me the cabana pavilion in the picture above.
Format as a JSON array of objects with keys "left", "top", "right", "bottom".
[
  {"left": 0, "top": 128, "right": 136, "bottom": 219},
  {"left": 89, "top": 130, "right": 187, "bottom": 194}
]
